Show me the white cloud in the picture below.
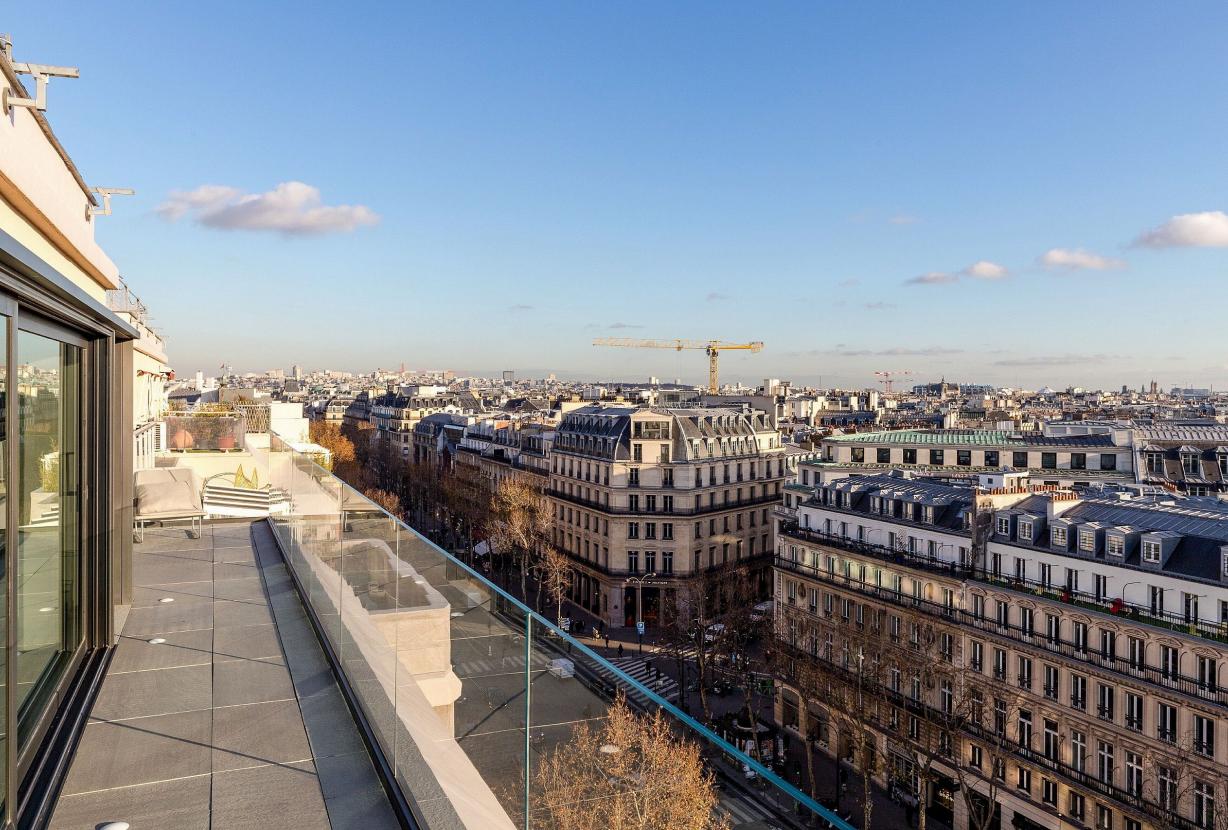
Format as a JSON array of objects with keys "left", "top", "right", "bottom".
[
  {"left": 962, "top": 260, "right": 1008, "bottom": 280},
  {"left": 1039, "top": 248, "right": 1126, "bottom": 271},
  {"left": 993, "top": 353, "right": 1120, "bottom": 367},
  {"left": 158, "top": 182, "right": 379, "bottom": 235},
  {"left": 837, "top": 346, "right": 962, "bottom": 357},
  {"left": 1134, "top": 211, "right": 1228, "bottom": 248},
  {"left": 904, "top": 271, "right": 958, "bottom": 286}
]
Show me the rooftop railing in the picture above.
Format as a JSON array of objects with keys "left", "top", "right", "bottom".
[{"left": 267, "top": 433, "right": 851, "bottom": 830}]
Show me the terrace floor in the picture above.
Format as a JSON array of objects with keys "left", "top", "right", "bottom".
[{"left": 48, "top": 520, "right": 399, "bottom": 830}]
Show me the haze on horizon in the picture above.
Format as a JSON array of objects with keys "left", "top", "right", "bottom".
[{"left": 14, "top": 1, "right": 1228, "bottom": 390}]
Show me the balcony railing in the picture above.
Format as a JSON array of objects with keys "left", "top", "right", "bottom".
[
  {"left": 551, "top": 487, "right": 780, "bottom": 517},
  {"left": 977, "top": 570, "right": 1228, "bottom": 645},
  {"left": 774, "top": 552, "right": 1228, "bottom": 706},
  {"left": 779, "top": 523, "right": 972, "bottom": 579},
  {"left": 267, "top": 434, "right": 851, "bottom": 830},
  {"left": 164, "top": 412, "right": 246, "bottom": 451}
]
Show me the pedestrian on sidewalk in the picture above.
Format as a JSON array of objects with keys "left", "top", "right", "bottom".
[
  {"left": 617, "top": 643, "right": 624, "bottom": 659},
  {"left": 604, "top": 634, "right": 610, "bottom": 649}
]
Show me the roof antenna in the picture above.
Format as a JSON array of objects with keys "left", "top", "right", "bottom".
[{"left": 1, "top": 35, "right": 80, "bottom": 115}]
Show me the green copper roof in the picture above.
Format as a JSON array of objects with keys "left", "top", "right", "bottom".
[{"left": 824, "top": 430, "right": 1015, "bottom": 445}]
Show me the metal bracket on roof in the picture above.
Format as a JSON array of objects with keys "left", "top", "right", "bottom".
[
  {"left": 0, "top": 35, "right": 80, "bottom": 115},
  {"left": 87, "top": 187, "right": 136, "bottom": 219}
]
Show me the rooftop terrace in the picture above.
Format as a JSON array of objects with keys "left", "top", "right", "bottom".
[
  {"left": 48, "top": 435, "right": 850, "bottom": 830},
  {"left": 49, "top": 520, "right": 397, "bottom": 830}
]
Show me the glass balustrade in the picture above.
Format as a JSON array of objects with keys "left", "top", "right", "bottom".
[{"left": 268, "top": 433, "right": 850, "bottom": 830}]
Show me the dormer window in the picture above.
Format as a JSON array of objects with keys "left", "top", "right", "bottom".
[
  {"left": 1146, "top": 452, "right": 1164, "bottom": 474},
  {"left": 1181, "top": 451, "right": 1200, "bottom": 476},
  {"left": 1142, "top": 540, "right": 1161, "bottom": 563},
  {"left": 923, "top": 505, "right": 935, "bottom": 524},
  {"left": 1221, "top": 549, "right": 1228, "bottom": 579},
  {"left": 1078, "top": 530, "right": 1095, "bottom": 553},
  {"left": 996, "top": 516, "right": 1011, "bottom": 536},
  {"left": 1051, "top": 527, "right": 1068, "bottom": 547},
  {"left": 1018, "top": 521, "right": 1033, "bottom": 542},
  {"left": 1218, "top": 450, "right": 1228, "bottom": 476},
  {"left": 1106, "top": 536, "right": 1124, "bottom": 557}
]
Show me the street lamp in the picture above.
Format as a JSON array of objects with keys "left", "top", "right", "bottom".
[{"left": 627, "top": 572, "right": 657, "bottom": 653}]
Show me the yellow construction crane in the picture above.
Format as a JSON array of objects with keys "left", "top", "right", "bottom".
[
  {"left": 592, "top": 338, "right": 765, "bottom": 394},
  {"left": 874, "top": 369, "right": 914, "bottom": 394}
]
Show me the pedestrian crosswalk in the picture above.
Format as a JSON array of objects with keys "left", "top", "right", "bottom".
[
  {"left": 716, "top": 789, "right": 778, "bottom": 828},
  {"left": 452, "top": 652, "right": 550, "bottom": 678},
  {"left": 594, "top": 656, "right": 680, "bottom": 705}
]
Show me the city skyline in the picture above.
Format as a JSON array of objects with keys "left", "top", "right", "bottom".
[{"left": 12, "top": 1, "right": 1228, "bottom": 386}]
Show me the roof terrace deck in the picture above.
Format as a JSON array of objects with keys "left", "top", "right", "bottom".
[{"left": 49, "top": 520, "right": 398, "bottom": 830}]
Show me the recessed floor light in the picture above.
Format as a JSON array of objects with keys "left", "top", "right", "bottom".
[
  {"left": 159, "top": 597, "right": 175, "bottom": 603},
  {"left": 148, "top": 638, "right": 167, "bottom": 645},
  {"left": 39, "top": 607, "right": 55, "bottom": 613},
  {"left": 98, "top": 823, "right": 131, "bottom": 830},
  {"left": 450, "top": 611, "right": 464, "bottom": 618}
]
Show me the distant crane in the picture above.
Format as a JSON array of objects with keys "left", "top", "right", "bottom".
[
  {"left": 874, "top": 369, "right": 914, "bottom": 394},
  {"left": 593, "top": 338, "right": 765, "bottom": 394}
]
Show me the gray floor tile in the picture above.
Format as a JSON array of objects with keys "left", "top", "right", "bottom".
[
  {"left": 214, "top": 598, "right": 274, "bottom": 628},
  {"left": 92, "top": 663, "right": 212, "bottom": 721},
  {"left": 132, "top": 581, "right": 214, "bottom": 607},
  {"left": 122, "top": 602, "right": 214, "bottom": 637},
  {"left": 211, "top": 761, "right": 331, "bottom": 830},
  {"left": 214, "top": 623, "right": 283, "bottom": 662},
  {"left": 60, "top": 710, "right": 212, "bottom": 794},
  {"left": 130, "top": 554, "right": 215, "bottom": 585},
  {"left": 214, "top": 656, "right": 295, "bottom": 706},
  {"left": 110, "top": 628, "right": 214, "bottom": 674},
  {"left": 212, "top": 699, "right": 313, "bottom": 772},
  {"left": 215, "top": 561, "right": 261, "bottom": 581},
  {"left": 213, "top": 577, "right": 269, "bottom": 603},
  {"left": 323, "top": 775, "right": 401, "bottom": 830},
  {"left": 298, "top": 687, "right": 366, "bottom": 759},
  {"left": 49, "top": 772, "right": 212, "bottom": 830}
]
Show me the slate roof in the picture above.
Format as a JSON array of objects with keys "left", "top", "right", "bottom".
[{"left": 824, "top": 429, "right": 1114, "bottom": 447}]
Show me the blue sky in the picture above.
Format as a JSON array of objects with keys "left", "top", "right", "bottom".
[{"left": 15, "top": 2, "right": 1228, "bottom": 389}]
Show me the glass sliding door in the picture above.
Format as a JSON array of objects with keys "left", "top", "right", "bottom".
[{"left": 15, "top": 329, "right": 81, "bottom": 736}]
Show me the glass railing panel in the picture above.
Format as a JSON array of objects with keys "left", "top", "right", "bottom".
[
  {"left": 391, "top": 524, "right": 530, "bottom": 829},
  {"left": 288, "top": 450, "right": 343, "bottom": 651},
  {"left": 336, "top": 483, "right": 401, "bottom": 755}
]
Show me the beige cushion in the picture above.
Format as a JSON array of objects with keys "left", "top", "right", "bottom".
[{"left": 136, "top": 480, "right": 201, "bottom": 515}]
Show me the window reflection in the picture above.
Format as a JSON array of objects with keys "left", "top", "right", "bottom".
[{"left": 16, "top": 330, "right": 80, "bottom": 734}]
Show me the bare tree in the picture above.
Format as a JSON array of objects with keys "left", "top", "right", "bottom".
[
  {"left": 534, "top": 695, "right": 732, "bottom": 830},
  {"left": 885, "top": 617, "right": 970, "bottom": 830},
  {"left": 801, "top": 613, "right": 886, "bottom": 830},
  {"left": 363, "top": 487, "right": 401, "bottom": 515},
  {"left": 951, "top": 683, "right": 1026, "bottom": 830},
  {"left": 489, "top": 476, "right": 552, "bottom": 601},
  {"left": 537, "top": 546, "right": 573, "bottom": 627}
]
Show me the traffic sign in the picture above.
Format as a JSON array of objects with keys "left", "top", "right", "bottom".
[{"left": 636, "top": 620, "right": 645, "bottom": 635}]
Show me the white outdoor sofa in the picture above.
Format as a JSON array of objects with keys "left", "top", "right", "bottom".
[{"left": 133, "top": 468, "right": 205, "bottom": 541}]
